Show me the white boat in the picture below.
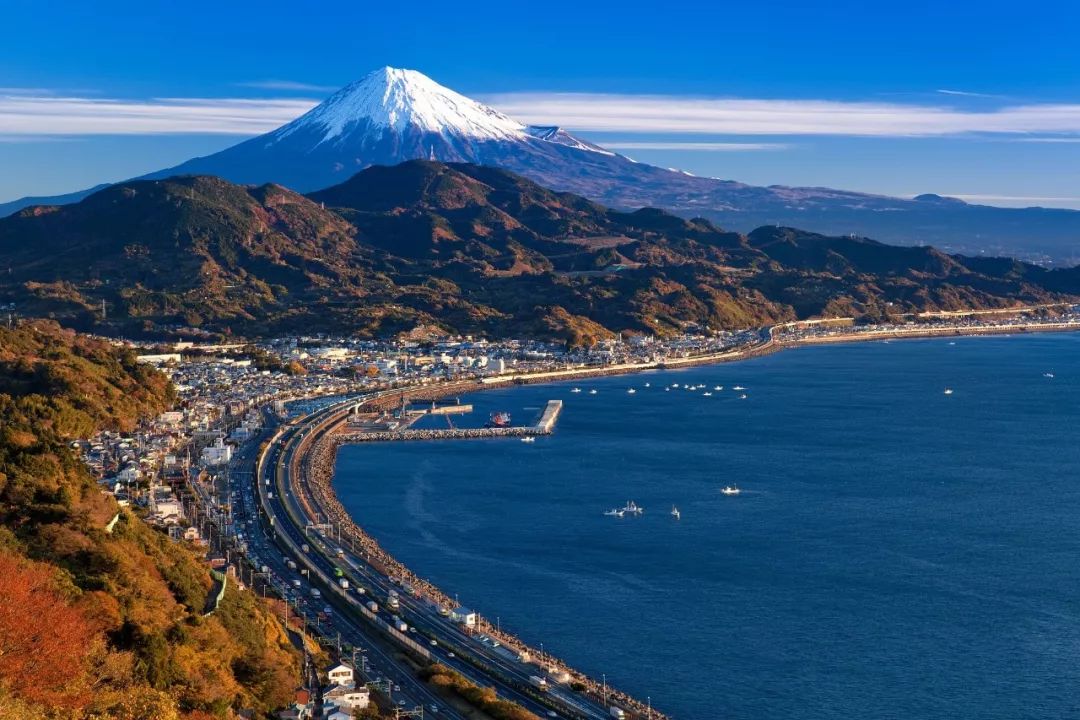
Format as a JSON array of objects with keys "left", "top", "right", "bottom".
[
  {"left": 570, "top": 387, "right": 582, "bottom": 393},
  {"left": 645, "top": 382, "right": 651, "bottom": 387},
  {"left": 732, "top": 385, "right": 746, "bottom": 391},
  {"left": 603, "top": 508, "right": 625, "bottom": 517},
  {"left": 665, "top": 387, "right": 671, "bottom": 392},
  {"left": 943, "top": 388, "right": 953, "bottom": 395},
  {"left": 671, "top": 505, "right": 681, "bottom": 520},
  {"left": 672, "top": 383, "right": 680, "bottom": 388},
  {"left": 721, "top": 485, "right": 741, "bottom": 496},
  {"left": 702, "top": 392, "right": 713, "bottom": 397},
  {"left": 739, "top": 394, "right": 748, "bottom": 399},
  {"left": 589, "top": 389, "right": 598, "bottom": 395},
  {"left": 714, "top": 386, "right": 723, "bottom": 391},
  {"left": 627, "top": 388, "right": 636, "bottom": 394},
  {"left": 622, "top": 500, "right": 644, "bottom": 515},
  {"left": 521, "top": 436, "right": 536, "bottom": 443},
  {"left": 1044, "top": 372, "right": 1055, "bottom": 379}
]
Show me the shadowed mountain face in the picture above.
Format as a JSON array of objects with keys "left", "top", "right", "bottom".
[
  {"left": 1, "top": 161, "right": 1077, "bottom": 344},
  {"left": 3, "top": 67, "right": 1080, "bottom": 262}
]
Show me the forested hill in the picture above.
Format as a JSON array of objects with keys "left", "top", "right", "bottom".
[
  {"left": 0, "top": 321, "right": 303, "bottom": 718},
  {"left": 3, "top": 162, "right": 1079, "bottom": 345}
]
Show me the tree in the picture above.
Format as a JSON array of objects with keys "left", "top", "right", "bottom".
[{"left": 0, "top": 551, "right": 97, "bottom": 708}]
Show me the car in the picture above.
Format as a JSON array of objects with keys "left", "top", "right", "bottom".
[
  {"left": 547, "top": 713, "right": 558, "bottom": 718},
  {"left": 429, "top": 705, "right": 439, "bottom": 714},
  {"left": 447, "top": 652, "right": 455, "bottom": 658},
  {"left": 393, "top": 685, "right": 400, "bottom": 692},
  {"left": 397, "top": 700, "right": 406, "bottom": 706},
  {"left": 429, "top": 639, "right": 438, "bottom": 646}
]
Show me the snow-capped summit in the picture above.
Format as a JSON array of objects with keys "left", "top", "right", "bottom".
[
  {"left": 134, "top": 66, "right": 639, "bottom": 195},
  {"left": 276, "top": 67, "right": 527, "bottom": 144}
]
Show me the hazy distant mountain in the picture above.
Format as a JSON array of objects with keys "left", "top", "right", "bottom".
[
  {"left": 3, "top": 67, "right": 1079, "bottom": 262},
  {"left": 2, "top": 161, "right": 1077, "bottom": 342}
]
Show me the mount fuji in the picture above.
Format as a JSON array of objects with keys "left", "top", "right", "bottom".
[
  {"left": 4, "top": 66, "right": 1080, "bottom": 261},
  {"left": 140, "top": 66, "right": 703, "bottom": 203}
]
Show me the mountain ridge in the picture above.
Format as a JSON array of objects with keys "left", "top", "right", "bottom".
[{"left": 2, "top": 160, "right": 1077, "bottom": 344}]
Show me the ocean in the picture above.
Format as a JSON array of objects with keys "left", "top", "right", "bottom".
[{"left": 334, "top": 333, "right": 1080, "bottom": 719}]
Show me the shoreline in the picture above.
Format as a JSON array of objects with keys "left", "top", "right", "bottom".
[{"left": 297, "top": 318, "right": 1080, "bottom": 718}]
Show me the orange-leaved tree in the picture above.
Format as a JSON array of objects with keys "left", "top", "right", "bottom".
[{"left": 0, "top": 550, "right": 97, "bottom": 708}]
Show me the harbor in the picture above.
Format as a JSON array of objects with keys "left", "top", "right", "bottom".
[{"left": 337, "top": 399, "right": 563, "bottom": 443}]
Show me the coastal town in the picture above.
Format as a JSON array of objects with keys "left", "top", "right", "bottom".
[{"left": 75, "top": 303, "right": 1080, "bottom": 720}]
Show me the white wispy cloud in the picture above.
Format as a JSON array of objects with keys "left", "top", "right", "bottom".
[
  {"left": 598, "top": 141, "right": 790, "bottom": 151},
  {"left": 1010, "top": 137, "right": 1080, "bottom": 143},
  {"left": 484, "top": 92, "right": 1080, "bottom": 138},
  {"left": 236, "top": 80, "right": 338, "bottom": 93},
  {"left": 950, "top": 194, "right": 1080, "bottom": 204},
  {"left": 0, "top": 94, "right": 318, "bottom": 136},
  {"left": 935, "top": 89, "right": 1000, "bottom": 98},
  {"left": 4, "top": 88, "right": 1080, "bottom": 142}
]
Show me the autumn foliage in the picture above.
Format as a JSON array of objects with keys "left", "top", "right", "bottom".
[
  {"left": 0, "top": 551, "right": 96, "bottom": 708},
  {"left": 0, "top": 321, "right": 302, "bottom": 718}
]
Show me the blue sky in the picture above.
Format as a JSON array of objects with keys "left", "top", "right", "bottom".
[{"left": 3, "top": 0, "right": 1080, "bottom": 206}]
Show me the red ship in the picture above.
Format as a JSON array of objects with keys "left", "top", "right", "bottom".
[{"left": 487, "top": 411, "right": 512, "bottom": 428}]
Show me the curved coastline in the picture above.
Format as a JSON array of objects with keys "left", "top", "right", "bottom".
[{"left": 300, "top": 318, "right": 1080, "bottom": 718}]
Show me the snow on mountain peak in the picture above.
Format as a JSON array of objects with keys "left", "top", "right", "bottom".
[{"left": 278, "top": 66, "right": 527, "bottom": 143}]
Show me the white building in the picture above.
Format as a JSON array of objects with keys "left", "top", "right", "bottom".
[
  {"left": 117, "top": 463, "right": 141, "bottom": 484},
  {"left": 326, "top": 663, "right": 354, "bottom": 687},
  {"left": 323, "top": 684, "right": 369, "bottom": 711},
  {"left": 200, "top": 438, "right": 232, "bottom": 466},
  {"left": 450, "top": 606, "right": 477, "bottom": 628}
]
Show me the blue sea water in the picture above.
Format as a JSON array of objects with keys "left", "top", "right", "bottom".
[{"left": 334, "top": 333, "right": 1080, "bottom": 719}]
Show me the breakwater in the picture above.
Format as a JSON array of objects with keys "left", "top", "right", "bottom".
[{"left": 338, "top": 426, "right": 541, "bottom": 442}]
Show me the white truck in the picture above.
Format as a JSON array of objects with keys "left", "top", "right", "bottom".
[
  {"left": 286, "top": 559, "right": 297, "bottom": 570},
  {"left": 391, "top": 615, "right": 408, "bottom": 632},
  {"left": 338, "top": 578, "right": 349, "bottom": 589},
  {"left": 366, "top": 600, "right": 379, "bottom": 613},
  {"left": 609, "top": 707, "right": 626, "bottom": 719},
  {"left": 387, "top": 590, "right": 400, "bottom": 610},
  {"left": 529, "top": 676, "right": 548, "bottom": 692},
  {"left": 311, "top": 588, "right": 321, "bottom": 599}
]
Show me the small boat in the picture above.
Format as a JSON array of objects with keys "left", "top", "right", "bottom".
[
  {"left": 948, "top": 342, "right": 956, "bottom": 346},
  {"left": 739, "top": 394, "right": 748, "bottom": 399},
  {"left": 943, "top": 388, "right": 953, "bottom": 395},
  {"left": 732, "top": 385, "right": 746, "bottom": 391},
  {"left": 521, "top": 436, "right": 536, "bottom": 443},
  {"left": 603, "top": 508, "right": 625, "bottom": 517},
  {"left": 671, "top": 505, "right": 681, "bottom": 520},
  {"left": 1044, "top": 372, "right": 1055, "bottom": 379},
  {"left": 714, "top": 386, "right": 723, "bottom": 391},
  {"left": 570, "top": 387, "right": 582, "bottom": 393},
  {"left": 589, "top": 389, "right": 598, "bottom": 395},
  {"left": 702, "top": 392, "right": 713, "bottom": 397},
  {"left": 721, "top": 485, "right": 741, "bottom": 496},
  {"left": 672, "top": 383, "right": 680, "bottom": 388},
  {"left": 665, "top": 387, "right": 671, "bottom": 392},
  {"left": 627, "top": 388, "right": 636, "bottom": 394},
  {"left": 622, "top": 500, "right": 644, "bottom": 515},
  {"left": 645, "top": 382, "right": 651, "bottom": 387}
]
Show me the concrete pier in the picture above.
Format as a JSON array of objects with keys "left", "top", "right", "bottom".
[
  {"left": 336, "top": 399, "right": 563, "bottom": 443},
  {"left": 406, "top": 403, "right": 473, "bottom": 417},
  {"left": 533, "top": 400, "right": 562, "bottom": 432}
]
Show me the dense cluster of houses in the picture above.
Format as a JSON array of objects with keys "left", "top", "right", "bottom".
[{"left": 277, "top": 663, "right": 372, "bottom": 720}]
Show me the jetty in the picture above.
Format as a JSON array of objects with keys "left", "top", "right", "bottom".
[{"left": 336, "top": 399, "right": 563, "bottom": 443}]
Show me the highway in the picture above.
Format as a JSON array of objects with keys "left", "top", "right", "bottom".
[
  {"left": 228, "top": 405, "right": 464, "bottom": 718},
  {"left": 253, "top": 395, "right": 632, "bottom": 720}
]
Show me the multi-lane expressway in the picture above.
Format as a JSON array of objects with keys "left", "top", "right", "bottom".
[{"left": 246, "top": 394, "right": 636, "bottom": 720}]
